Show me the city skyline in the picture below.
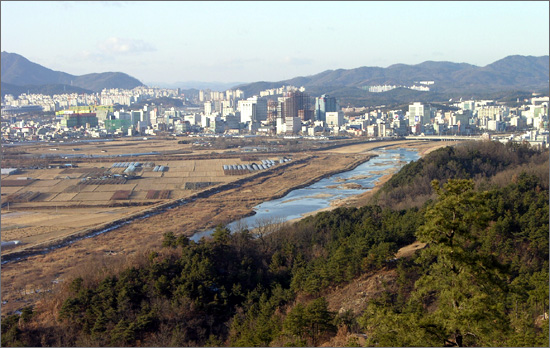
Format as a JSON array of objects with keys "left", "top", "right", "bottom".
[{"left": 1, "top": 1, "right": 549, "bottom": 86}]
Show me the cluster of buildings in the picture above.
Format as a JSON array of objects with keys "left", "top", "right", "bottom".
[
  {"left": 1, "top": 86, "right": 182, "bottom": 112},
  {"left": 1, "top": 84, "right": 548, "bottom": 147},
  {"left": 191, "top": 89, "right": 548, "bottom": 142},
  {"left": 363, "top": 81, "right": 434, "bottom": 93}
]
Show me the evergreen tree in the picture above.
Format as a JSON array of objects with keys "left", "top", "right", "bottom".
[
  {"left": 362, "top": 179, "right": 512, "bottom": 347},
  {"left": 414, "top": 179, "right": 511, "bottom": 346}
]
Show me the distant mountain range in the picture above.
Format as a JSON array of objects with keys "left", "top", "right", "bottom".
[
  {"left": 1, "top": 51, "right": 548, "bottom": 106},
  {"left": 234, "top": 55, "right": 549, "bottom": 101},
  {"left": 1, "top": 51, "right": 144, "bottom": 96}
]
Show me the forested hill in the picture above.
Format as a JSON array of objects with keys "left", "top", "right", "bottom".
[
  {"left": 2, "top": 141, "right": 548, "bottom": 347},
  {"left": 235, "top": 55, "right": 549, "bottom": 98},
  {"left": 374, "top": 140, "right": 550, "bottom": 209}
]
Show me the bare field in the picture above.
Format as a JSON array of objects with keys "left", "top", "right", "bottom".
[
  {"left": 28, "top": 179, "right": 63, "bottom": 188},
  {"left": 1, "top": 206, "right": 146, "bottom": 245},
  {"left": 16, "top": 138, "right": 194, "bottom": 157},
  {"left": 2, "top": 146, "right": 284, "bottom": 256},
  {"left": 49, "top": 193, "right": 78, "bottom": 202},
  {"left": 1, "top": 186, "right": 22, "bottom": 195}
]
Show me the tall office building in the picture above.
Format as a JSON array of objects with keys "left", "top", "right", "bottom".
[
  {"left": 267, "top": 99, "right": 278, "bottom": 122},
  {"left": 254, "top": 97, "right": 268, "bottom": 122},
  {"left": 238, "top": 99, "right": 255, "bottom": 123},
  {"left": 130, "top": 110, "right": 144, "bottom": 126},
  {"left": 283, "top": 91, "right": 312, "bottom": 121},
  {"left": 277, "top": 97, "right": 286, "bottom": 123},
  {"left": 315, "top": 94, "right": 338, "bottom": 122}
]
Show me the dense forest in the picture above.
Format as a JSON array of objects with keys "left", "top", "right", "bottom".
[{"left": 2, "top": 141, "right": 548, "bottom": 347}]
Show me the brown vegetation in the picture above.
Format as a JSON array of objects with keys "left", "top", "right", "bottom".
[
  {"left": 110, "top": 190, "right": 132, "bottom": 200},
  {"left": 6, "top": 191, "right": 41, "bottom": 203},
  {"left": 2, "top": 179, "right": 36, "bottom": 187},
  {"left": 145, "top": 190, "right": 171, "bottom": 199}
]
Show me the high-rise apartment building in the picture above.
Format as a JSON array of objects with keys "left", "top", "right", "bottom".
[
  {"left": 408, "top": 102, "right": 433, "bottom": 125},
  {"left": 204, "top": 101, "right": 212, "bottom": 115},
  {"left": 238, "top": 96, "right": 268, "bottom": 123},
  {"left": 285, "top": 116, "right": 302, "bottom": 134},
  {"left": 326, "top": 111, "right": 344, "bottom": 127},
  {"left": 199, "top": 89, "right": 211, "bottom": 102}
]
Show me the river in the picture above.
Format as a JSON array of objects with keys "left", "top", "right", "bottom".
[
  {"left": 1, "top": 147, "right": 419, "bottom": 265},
  {"left": 190, "top": 147, "right": 420, "bottom": 241}
]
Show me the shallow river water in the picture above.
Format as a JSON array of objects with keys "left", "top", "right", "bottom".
[{"left": 191, "top": 147, "right": 420, "bottom": 241}]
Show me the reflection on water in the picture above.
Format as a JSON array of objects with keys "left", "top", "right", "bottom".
[{"left": 191, "top": 148, "right": 420, "bottom": 241}]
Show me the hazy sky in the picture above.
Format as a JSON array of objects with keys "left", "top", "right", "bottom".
[{"left": 1, "top": 1, "right": 549, "bottom": 86}]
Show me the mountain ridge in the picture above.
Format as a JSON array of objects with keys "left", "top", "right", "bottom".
[
  {"left": 1, "top": 51, "right": 144, "bottom": 95},
  {"left": 1, "top": 52, "right": 548, "bottom": 103},
  {"left": 234, "top": 55, "right": 549, "bottom": 98}
]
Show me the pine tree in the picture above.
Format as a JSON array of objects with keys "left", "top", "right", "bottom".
[
  {"left": 361, "top": 179, "right": 512, "bottom": 347},
  {"left": 413, "top": 179, "right": 511, "bottom": 346}
]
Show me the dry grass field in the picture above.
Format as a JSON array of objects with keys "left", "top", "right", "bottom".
[
  {"left": 1, "top": 138, "right": 459, "bottom": 314},
  {"left": 2, "top": 139, "right": 297, "bottom": 255},
  {"left": 17, "top": 137, "right": 195, "bottom": 157}
]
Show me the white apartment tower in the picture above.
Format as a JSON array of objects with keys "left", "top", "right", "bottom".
[
  {"left": 238, "top": 99, "right": 255, "bottom": 123},
  {"left": 204, "top": 101, "right": 213, "bottom": 115},
  {"left": 326, "top": 111, "right": 344, "bottom": 127},
  {"left": 238, "top": 96, "right": 268, "bottom": 124},
  {"left": 408, "top": 102, "right": 432, "bottom": 125},
  {"left": 285, "top": 116, "right": 302, "bottom": 134}
]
